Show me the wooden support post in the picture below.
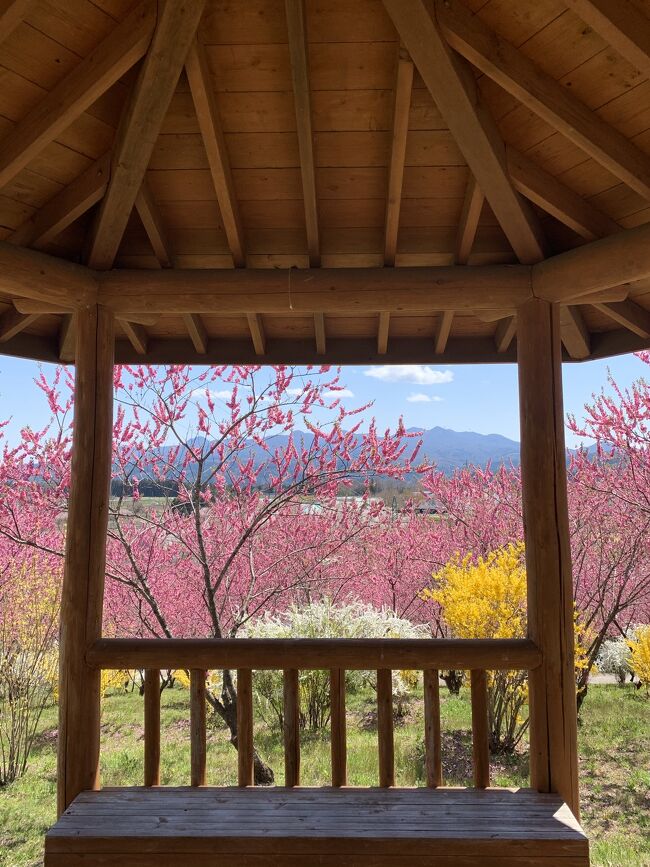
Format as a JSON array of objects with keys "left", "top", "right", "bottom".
[
  {"left": 144, "top": 669, "right": 160, "bottom": 787},
  {"left": 330, "top": 668, "right": 347, "bottom": 787},
  {"left": 237, "top": 668, "right": 254, "bottom": 787},
  {"left": 518, "top": 298, "right": 580, "bottom": 818},
  {"left": 470, "top": 669, "right": 490, "bottom": 789},
  {"left": 57, "top": 305, "right": 114, "bottom": 816},
  {"left": 190, "top": 669, "right": 207, "bottom": 786},
  {"left": 377, "top": 668, "right": 394, "bottom": 787},
  {"left": 423, "top": 669, "right": 442, "bottom": 787},
  {"left": 283, "top": 668, "right": 300, "bottom": 787}
]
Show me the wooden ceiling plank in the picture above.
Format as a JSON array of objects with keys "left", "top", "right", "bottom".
[
  {"left": 383, "top": 0, "right": 546, "bottom": 265},
  {"left": 87, "top": 0, "right": 207, "bottom": 270},
  {"left": 135, "top": 181, "right": 173, "bottom": 268},
  {"left": 9, "top": 152, "right": 111, "bottom": 249},
  {"left": 58, "top": 313, "right": 75, "bottom": 363},
  {"left": 593, "top": 300, "right": 650, "bottom": 338},
  {"left": 435, "top": 309, "right": 454, "bottom": 354},
  {"left": 437, "top": 0, "right": 650, "bottom": 202},
  {"left": 507, "top": 147, "right": 621, "bottom": 241},
  {"left": 185, "top": 38, "right": 245, "bottom": 267},
  {"left": 0, "top": 0, "right": 156, "bottom": 191},
  {"left": 494, "top": 315, "right": 517, "bottom": 353},
  {"left": 560, "top": 306, "right": 591, "bottom": 359},
  {"left": 285, "top": 0, "right": 319, "bottom": 266},
  {"left": 98, "top": 264, "right": 533, "bottom": 315},
  {"left": 0, "top": 307, "right": 39, "bottom": 343},
  {"left": 314, "top": 312, "right": 326, "bottom": 354},
  {"left": 0, "top": 0, "right": 33, "bottom": 46},
  {"left": 247, "top": 313, "right": 266, "bottom": 356},
  {"left": 455, "top": 174, "right": 484, "bottom": 264},
  {"left": 564, "top": 0, "right": 650, "bottom": 79},
  {"left": 377, "top": 311, "right": 390, "bottom": 354},
  {"left": 533, "top": 221, "right": 650, "bottom": 301},
  {"left": 384, "top": 49, "right": 414, "bottom": 266},
  {"left": 183, "top": 313, "right": 208, "bottom": 354},
  {"left": 121, "top": 319, "right": 148, "bottom": 356}
]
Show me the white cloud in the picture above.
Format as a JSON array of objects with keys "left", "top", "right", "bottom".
[
  {"left": 324, "top": 388, "right": 354, "bottom": 399},
  {"left": 364, "top": 365, "right": 454, "bottom": 385},
  {"left": 406, "top": 393, "right": 443, "bottom": 403},
  {"left": 191, "top": 388, "right": 232, "bottom": 401},
  {"left": 286, "top": 387, "right": 305, "bottom": 396}
]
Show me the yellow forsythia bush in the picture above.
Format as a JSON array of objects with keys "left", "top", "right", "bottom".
[{"left": 628, "top": 626, "right": 650, "bottom": 694}]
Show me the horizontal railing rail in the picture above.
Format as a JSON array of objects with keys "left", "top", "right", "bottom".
[{"left": 87, "top": 637, "right": 542, "bottom": 671}]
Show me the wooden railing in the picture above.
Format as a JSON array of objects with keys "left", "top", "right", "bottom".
[{"left": 88, "top": 638, "right": 541, "bottom": 790}]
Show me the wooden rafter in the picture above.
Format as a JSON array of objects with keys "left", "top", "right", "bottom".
[
  {"left": 285, "top": 0, "right": 319, "bottom": 266},
  {"left": 494, "top": 316, "right": 517, "bottom": 353},
  {"left": 564, "top": 0, "right": 650, "bottom": 79},
  {"left": 377, "top": 312, "right": 390, "bottom": 355},
  {"left": 185, "top": 37, "right": 245, "bottom": 267},
  {"left": 0, "top": 307, "right": 39, "bottom": 342},
  {"left": 314, "top": 312, "right": 326, "bottom": 355},
  {"left": 456, "top": 175, "right": 484, "bottom": 264},
  {"left": 593, "top": 300, "right": 650, "bottom": 338},
  {"left": 560, "top": 306, "right": 591, "bottom": 359},
  {"left": 507, "top": 147, "right": 621, "bottom": 241},
  {"left": 183, "top": 313, "right": 208, "bottom": 354},
  {"left": 135, "top": 181, "right": 173, "bottom": 268},
  {"left": 0, "top": 0, "right": 32, "bottom": 46},
  {"left": 437, "top": 0, "right": 650, "bottom": 202},
  {"left": 9, "top": 153, "right": 111, "bottom": 249},
  {"left": 120, "top": 320, "right": 148, "bottom": 355},
  {"left": 247, "top": 313, "right": 266, "bottom": 356},
  {"left": 87, "top": 0, "right": 207, "bottom": 270},
  {"left": 435, "top": 310, "right": 454, "bottom": 355},
  {"left": 384, "top": 48, "right": 413, "bottom": 266},
  {"left": 58, "top": 314, "right": 75, "bottom": 363},
  {"left": 383, "top": 0, "right": 546, "bottom": 265},
  {"left": 0, "top": 0, "right": 155, "bottom": 191}
]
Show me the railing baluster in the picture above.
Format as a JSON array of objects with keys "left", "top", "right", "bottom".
[
  {"left": 330, "top": 668, "right": 347, "bottom": 787},
  {"left": 470, "top": 669, "right": 490, "bottom": 788},
  {"left": 423, "top": 669, "right": 442, "bottom": 787},
  {"left": 377, "top": 668, "right": 394, "bottom": 787},
  {"left": 283, "top": 668, "right": 300, "bottom": 787},
  {"left": 237, "top": 668, "right": 254, "bottom": 787},
  {"left": 144, "top": 669, "right": 160, "bottom": 787},
  {"left": 190, "top": 668, "right": 207, "bottom": 786}
]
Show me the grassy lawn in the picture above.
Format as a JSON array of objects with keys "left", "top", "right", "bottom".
[{"left": 1, "top": 683, "right": 648, "bottom": 866}]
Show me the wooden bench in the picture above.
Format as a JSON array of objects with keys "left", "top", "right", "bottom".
[{"left": 45, "top": 786, "right": 589, "bottom": 866}]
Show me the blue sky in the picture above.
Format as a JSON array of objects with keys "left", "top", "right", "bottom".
[{"left": 0, "top": 352, "right": 647, "bottom": 448}]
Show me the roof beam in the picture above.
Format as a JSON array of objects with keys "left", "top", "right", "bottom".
[
  {"left": 507, "top": 147, "right": 620, "bottom": 241},
  {"left": 246, "top": 313, "right": 266, "bottom": 356},
  {"left": 384, "top": 48, "right": 414, "bottom": 266},
  {"left": 377, "top": 312, "right": 390, "bottom": 354},
  {"left": 383, "top": 0, "right": 545, "bottom": 265},
  {"left": 58, "top": 314, "right": 75, "bottom": 363},
  {"left": 135, "top": 181, "right": 173, "bottom": 268},
  {"left": 285, "top": 0, "right": 319, "bottom": 266},
  {"left": 0, "top": 307, "right": 39, "bottom": 342},
  {"left": 98, "top": 264, "right": 532, "bottom": 315},
  {"left": 0, "top": 0, "right": 32, "bottom": 46},
  {"left": 564, "top": 0, "right": 650, "bottom": 79},
  {"left": 593, "top": 299, "right": 650, "bottom": 338},
  {"left": 0, "top": 241, "right": 96, "bottom": 307},
  {"left": 87, "top": 0, "right": 206, "bottom": 270},
  {"left": 494, "top": 315, "right": 517, "bottom": 353},
  {"left": 560, "top": 306, "right": 591, "bottom": 359},
  {"left": 9, "top": 152, "right": 111, "bottom": 249},
  {"left": 455, "top": 174, "right": 484, "bottom": 264},
  {"left": 183, "top": 313, "right": 208, "bottom": 354},
  {"left": 533, "top": 221, "right": 650, "bottom": 301},
  {"left": 435, "top": 310, "right": 454, "bottom": 354},
  {"left": 314, "top": 312, "right": 326, "bottom": 354},
  {"left": 120, "top": 319, "right": 148, "bottom": 355},
  {"left": 436, "top": 0, "right": 650, "bottom": 202},
  {"left": 0, "top": 0, "right": 155, "bottom": 191},
  {"left": 185, "top": 38, "right": 245, "bottom": 267}
]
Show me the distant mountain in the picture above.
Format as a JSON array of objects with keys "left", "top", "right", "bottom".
[{"left": 409, "top": 426, "right": 520, "bottom": 475}]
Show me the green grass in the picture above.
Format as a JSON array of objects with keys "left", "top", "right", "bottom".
[{"left": 1, "top": 683, "right": 648, "bottom": 866}]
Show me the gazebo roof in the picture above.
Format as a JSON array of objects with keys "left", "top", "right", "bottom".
[{"left": 1, "top": 0, "right": 649, "bottom": 365}]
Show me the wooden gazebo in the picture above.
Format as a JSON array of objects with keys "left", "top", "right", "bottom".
[{"left": 2, "top": 0, "right": 650, "bottom": 863}]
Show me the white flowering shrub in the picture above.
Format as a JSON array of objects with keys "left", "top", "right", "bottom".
[
  {"left": 598, "top": 636, "right": 632, "bottom": 685},
  {"left": 245, "top": 600, "right": 428, "bottom": 731}
]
